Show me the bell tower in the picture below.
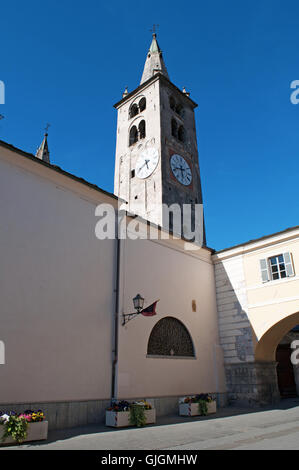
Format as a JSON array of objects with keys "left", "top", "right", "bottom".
[{"left": 114, "top": 33, "right": 205, "bottom": 242}]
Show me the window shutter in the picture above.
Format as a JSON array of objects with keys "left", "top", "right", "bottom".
[
  {"left": 260, "top": 258, "right": 270, "bottom": 282},
  {"left": 283, "top": 252, "right": 294, "bottom": 277}
]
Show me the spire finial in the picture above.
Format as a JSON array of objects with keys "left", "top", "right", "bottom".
[
  {"left": 149, "top": 24, "right": 159, "bottom": 37},
  {"left": 36, "top": 125, "right": 50, "bottom": 164},
  {"left": 182, "top": 87, "right": 190, "bottom": 97},
  {"left": 141, "top": 26, "right": 169, "bottom": 84},
  {"left": 44, "top": 123, "right": 50, "bottom": 136}
]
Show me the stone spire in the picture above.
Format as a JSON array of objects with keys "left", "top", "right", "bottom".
[
  {"left": 140, "top": 33, "right": 169, "bottom": 84},
  {"left": 36, "top": 131, "right": 50, "bottom": 164}
]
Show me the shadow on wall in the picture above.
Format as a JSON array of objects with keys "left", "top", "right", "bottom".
[
  {"left": 215, "top": 261, "right": 256, "bottom": 362},
  {"left": 214, "top": 261, "right": 280, "bottom": 407},
  {"left": 216, "top": 257, "right": 299, "bottom": 406}
]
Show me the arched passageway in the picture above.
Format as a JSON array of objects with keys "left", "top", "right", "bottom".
[
  {"left": 255, "top": 311, "right": 299, "bottom": 362},
  {"left": 254, "top": 311, "right": 299, "bottom": 399},
  {"left": 276, "top": 342, "right": 297, "bottom": 398}
]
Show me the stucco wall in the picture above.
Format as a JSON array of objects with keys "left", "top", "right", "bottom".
[
  {"left": 0, "top": 148, "right": 116, "bottom": 404},
  {"left": 243, "top": 236, "right": 299, "bottom": 343},
  {"left": 0, "top": 143, "right": 226, "bottom": 413},
  {"left": 117, "top": 234, "right": 226, "bottom": 399},
  {"left": 213, "top": 229, "right": 299, "bottom": 362}
]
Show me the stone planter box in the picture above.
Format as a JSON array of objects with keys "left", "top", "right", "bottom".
[
  {"left": 106, "top": 409, "right": 156, "bottom": 427},
  {"left": 179, "top": 401, "right": 216, "bottom": 417},
  {"left": 0, "top": 421, "right": 48, "bottom": 446}
]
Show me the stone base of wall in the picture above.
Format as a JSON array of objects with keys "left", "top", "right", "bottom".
[
  {"left": 225, "top": 361, "right": 280, "bottom": 406},
  {"left": 126, "top": 393, "right": 228, "bottom": 417},
  {"left": 0, "top": 393, "right": 227, "bottom": 431},
  {"left": 0, "top": 400, "right": 111, "bottom": 431}
]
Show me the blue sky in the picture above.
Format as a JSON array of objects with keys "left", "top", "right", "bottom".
[{"left": 1, "top": 0, "right": 298, "bottom": 250}]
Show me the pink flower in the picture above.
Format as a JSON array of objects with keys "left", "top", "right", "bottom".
[{"left": 18, "top": 413, "right": 32, "bottom": 422}]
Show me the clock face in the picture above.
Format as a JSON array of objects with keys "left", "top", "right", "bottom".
[
  {"left": 170, "top": 154, "right": 192, "bottom": 186},
  {"left": 136, "top": 147, "right": 159, "bottom": 179}
]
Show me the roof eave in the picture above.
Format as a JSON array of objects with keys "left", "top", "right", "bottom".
[
  {"left": 113, "top": 73, "right": 198, "bottom": 109},
  {"left": 214, "top": 225, "right": 299, "bottom": 256},
  {"left": 0, "top": 139, "right": 119, "bottom": 201}
]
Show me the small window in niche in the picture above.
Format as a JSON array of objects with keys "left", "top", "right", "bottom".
[
  {"left": 129, "top": 104, "right": 138, "bottom": 119},
  {"left": 176, "top": 103, "right": 184, "bottom": 117},
  {"left": 171, "top": 118, "right": 177, "bottom": 138},
  {"left": 169, "top": 96, "right": 175, "bottom": 110},
  {"left": 139, "top": 120, "right": 146, "bottom": 139},
  {"left": 178, "top": 125, "right": 185, "bottom": 142},
  {"left": 129, "top": 126, "right": 138, "bottom": 146},
  {"left": 139, "top": 97, "right": 146, "bottom": 112}
]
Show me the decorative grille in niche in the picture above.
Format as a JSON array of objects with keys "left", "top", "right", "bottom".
[{"left": 147, "top": 317, "right": 195, "bottom": 357}]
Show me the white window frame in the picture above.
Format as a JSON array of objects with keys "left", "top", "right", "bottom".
[
  {"left": 268, "top": 254, "right": 287, "bottom": 281},
  {"left": 260, "top": 252, "right": 295, "bottom": 283}
]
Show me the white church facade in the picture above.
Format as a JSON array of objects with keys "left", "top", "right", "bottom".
[{"left": 0, "top": 34, "right": 299, "bottom": 430}]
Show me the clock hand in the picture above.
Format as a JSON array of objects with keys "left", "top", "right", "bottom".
[
  {"left": 173, "top": 167, "right": 185, "bottom": 172},
  {"left": 138, "top": 161, "right": 148, "bottom": 172}
]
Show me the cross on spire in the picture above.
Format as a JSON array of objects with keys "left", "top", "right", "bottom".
[
  {"left": 150, "top": 24, "right": 159, "bottom": 37},
  {"left": 36, "top": 127, "right": 50, "bottom": 164},
  {"left": 140, "top": 27, "right": 169, "bottom": 84},
  {"left": 44, "top": 123, "right": 50, "bottom": 135}
]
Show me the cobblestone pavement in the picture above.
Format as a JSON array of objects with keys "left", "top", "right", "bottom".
[{"left": 2, "top": 398, "right": 299, "bottom": 450}]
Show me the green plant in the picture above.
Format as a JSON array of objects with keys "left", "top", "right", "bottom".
[
  {"left": 129, "top": 404, "right": 147, "bottom": 427},
  {"left": 198, "top": 399, "right": 208, "bottom": 416},
  {"left": 2, "top": 415, "right": 28, "bottom": 444}
]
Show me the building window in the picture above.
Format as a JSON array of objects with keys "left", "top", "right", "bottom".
[
  {"left": 129, "top": 125, "right": 138, "bottom": 146},
  {"left": 175, "top": 103, "right": 184, "bottom": 117},
  {"left": 178, "top": 125, "right": 185, "bottom": 142},
  {"left": 169, "top": 96, "right": 175, "bottom": 110},
  {"left": 129, "top": 104, "right": 138, "bottom": 119},
  {"left": 139, "top": 97, "right": 146, "bottom": 112},
  {"left": 129, "top": 98, "right": 146, "bottom": 119},
  {"left": 147, "top": 317, "right": 195, "bottom": 357},
  {"left": 260, "top": 252, "right": 295, "bottom": 283},
  {"left": 169, "top": 96, "right": 184, "bottom": 117},
  {"left": 171, "top": 118, "right": 177, "bottom": 138},
  {"left": 269, "top": 255, "right": 287, "bottom": 280},
  {"left": 139, "top": 120, "right": 146, "bottom": 139},
  {"left": 129, "top": 121, "right": 146, "bottom": 146}
]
